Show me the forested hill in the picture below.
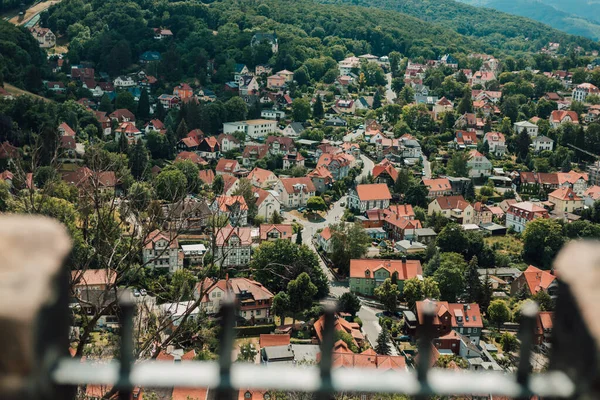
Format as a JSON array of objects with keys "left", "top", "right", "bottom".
[
  {"left": 0, "top": 20, "right": 46, "bottom": 90},
  {"left": 318, "top": 0, "right": 600, "bottom": 53},
  {"left": 457, "top": 0, "right": 600, "bottom": 40}
]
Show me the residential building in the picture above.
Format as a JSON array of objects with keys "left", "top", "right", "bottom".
[
  {"left": 548, "top": 187, "right": 584, "bottom": 213},
  {"left": 234, "top": 64, "right": 249, "bottom": 83},
  {"left": 217, "top": 133, "right": 240, "bottom": 153},
  {"left": 506, "top": 202, "right": 550, "bottom": 233},
  {"left": 372, "top": 160, "right": 398, "bottom": 186},
  {"left": 213, "top": 225, "right": 253, "bottom": 267},
  {"left": 472, "top": 202, "right": 493, "bottom": 225},
  {"left": 242, "top": 144, "right": 270, "bottom": 167},
  {"left": 142, "top": 230, "right": 183, "bottom": 273},
  {"left": 307, "top": 166, "right": 333, "bottom": 194},
  {"left": 266, "top": 136, "right": 295, "bottom": 155},
  {"left": 109, "top": 108, "right": 135, "bottom": 122},
  {"left": 314, "top": 313, "right": 364, "bottom": 348},
  {"left": 255, "top": 64, "right": 272, "bottom": 76},
  {"left": 338, "top": 56, "right": 360, "bottom": 75},
  {"left": 216, "top": 158, "right": 241, "bottom": 177},
  {"left": 211, "top": 196, "right": 248, "bottom": 226},
  {"left": 282, "top": 152, "right": 305, "bottom": 170},
  {"left": 161, "top": 200, "right": 210, "bottom": 233},
  {"left": 71, "top": 269, "right": 117, "bottom": 292},
  {"left": 251, "top": 32, "right": 278, "bottom": 53},
  {"left": 550, "top": 110, "right": 579, "bottom": 128},
  {"left": 113, "top": 75, "right": 136, "bottom": 88},
  {"left": 196, "top": 277, "right": 274, "bottom": 324},
  {"left": 415, "top": 300, "right": 484, "bottom": 345},
  {"left": 223, "top": 119, "right": 278, "bottom": 139},
  {"left": 383, "top": 214, "right": 422, "bottom": 242},
  {"left": 589, "top": 161, "right": 600, "bottom": 186},
  {"left": 259, "top": 224, "right": 293, "bottom": 242},
  {"left": 532, "top": 136, "right": 554, "bottom": 152},
  {"left": 158, "top": 94, "right": 180, "bottom": 109},
  {"left": 282, "top": 122, "right": 305, "bottom": 137},
  {"left": 349, "top": 258, "right": 423, "bottom": 296},
  {"left": 239, "top": 75, "right": 260, "bottom": 97},
  {"left": 276, "top": 177, "right": 316, "bottom": 208},
  {"left": 468, "top": 150, "right": 492, "bottom": 178},
  {"left": 253, "top": 187, "right": 280, "bottom": 221},
  {"left": 348, "top": 183, "right": 392, "bottom": 213},
  {"left": 174, "top": 151, "right": 207, "bottom": 167},
  {"left": 422, "top": 178, "right": 452, "bottom": 199},
  {"left": 247, "top": 168, "right": 279, "bottom": 189},
  {"left": 510, "top": 265, "right": 557, "bottom": 297},
  {"left": 513, "top": 121, "right": 539, "bottom": 137},
  {"left": 583, "top": 185, "right": 600, "bottom": 207},
  {"left": 316, "top": 153, "right": 352, "bottom": 181},
  {"left": 534, "top": 312, "right": 554, "bottom": 346},
  {"left": 433, "top": 97, "right": 454, "bottom": 119},
  {"left": 454, "top": 131, "right": 478, "bottom": 149},
  {"left": 173, "top": 83, "right": 193, "bottom": 99},
  {"left": 153, "top": 28, "right": 173, "bottom": 40},
  {"left": 261, "top": 109, "right": 286, "bottom": 121},
  {"left": 557, "top": 171, "right": 589, "bottom": 195},
  {"left": 428, "top": 195, "right": 474, "bottom": 225},
  {"left": 317, "top": 226, "right": 333, "bottom": 253},
  {"left": 572, "top": 83, "right": 599, "bottom": 102},
  {"left": 483, "top": 132, "right": 506, "bottom": 157},
  {"left": 266, "top": 74, "right": 287, "bottom": 90}
]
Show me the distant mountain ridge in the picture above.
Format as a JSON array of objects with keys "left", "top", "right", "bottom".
[
  {"left": 318, "top": 0, "right": 600, "bottom": 52},
  {"left": 456, "top": 0, "right": 600, "bottom": 40}
]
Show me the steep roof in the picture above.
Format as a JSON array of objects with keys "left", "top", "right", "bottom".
[
  {"left": 198, "top": 169, "right": 215, "bottom": 185},
  {"left": 422, "top": 178, "right": 451, "bottom": 192},
  {"left": 216, "top": 158, "right": 239, "bottom": 173},
  {"left": 556, "top": 171, "right": 588, "bottom": 185},
  {"left": 372, "top": 163, "right": 399, "bottom": 183},
  {"left": 71, "top": 269, "right": 117, "bottom": 287},
  {"left": 175, "top": 151, "right": 207, "bottom": 165},
  {"left": 280, "top": 177, "right": 316, "bottom": 194},
  {"left": 215, "top": 195, "right": 248, "bottom": 212},
  {"left": 354, "top": 183, "right": 392, "bottom": 202},
  {"left": 259, "top": 224, "right": 292, "bottom": 240},
  {"left": 248, "top": 167, "right": 276, "bottom": 185},
  {"left": 550, "top": 110, "right": 579, "bottom": 124},
  {"left": 350, "top": 259, "right": 422, "bottom": 280},
  {"left": 521, "top": 265, "right": 556, "bottom": 294},
  {"left": 215, "top": 225, "right": 252, "bottom": 246},
  {"left": 144, "top": 229, "right": 178, "bottom": 249},
  {"left": 415, "top": 300, "right": 483, "bottom": 329},
  {"left": 549, "top": 187, "right": 582, "bottom": 202},
  {"left": 259, "top": 334, "right": 290, "bottom": 348},
  {"left": 432, "top": 195, "right": 471, "bottom": 211}
]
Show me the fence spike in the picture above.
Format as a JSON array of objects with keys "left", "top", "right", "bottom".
[
  {"left": 516, "top": 301, "right": 538, "bottom": 398},
  {"left": 216, "top": 301, "right": 236, "bottom": 400},
  {"left": 117, "top": 295, "right": 135, "bottom": 400},
  {"left": 317, "top": 307, "right": 336, "bottom": 400},
  {"left": 416, "top": 301, "right": 435, "bottom": 400}
]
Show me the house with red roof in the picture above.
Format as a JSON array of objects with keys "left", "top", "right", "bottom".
[
  {"left": 276, "top": 177, "right": 316, "bottom": 208},
  {"left": 144, "top": 119, "right": 166, "bottom": 135},
  {"left": 433, "top": 96, "right": 454, "bottom": 119},
  {"left": 142, "top": 230, "right": 183, "bottom": 273},
  {"left": 572, "top": 83, "right": 599, "bottom": 102},
  {"left": 216, "top": 158, "right": 241, "bottom": 176},
  {"left": 259, "top": 224, "right": 292, "bottom": 242},
  {"left": 557, "top": 171, "right": 589, "bottom": 195},
  {"left": 247, "top": 167, "right": 279, "bottom": 189},
  {"left": 415, "top": 300, "right": 484, "bottom": 344},
  {"left": 349, "top": 258, "right": 422, "bottom": 295},
  {"left": 62, "top": 167, "right": 118, "bottom": 194},
  {"left": 242, "top": 144, "right": 270, "bottom": 167},
  {"left": 198, "top": 137, "right": 221, "bottom": 159},
  {"left": 511, "top": 265, "right": 557, "bottom": 297},
  {"left": 483, "top": 131, "right": 506, "bottom": 157},
  {"left": 109, "top": 108, "right": 135, "bottom": 122},
  {"left": 222, "top": 174, "right": 240, "bottom": 196},
  {"left": 173, "top": 83, "right": 193, "bottom": 99},
  {"left": 583, "top": 185, "right": 600, "bottom": 207},
  {"left": 252, "top": 186, "right": 280, "bottom": 221},
  {"left": 175, "top": 151, "right": 208, "bottom": 166},
  {"left": 198, "top": 169, "right": 215, "bottom": 186},
  {"left": 534, "top": 312, "right": 554, "bottom": 346},
  {"left": 266, "top": 136, "right": 295, "bottom": 155},
  {"left": 454, "top": 131, "right": 478, "bottom": 149},
  {"left": 211, "top": 225, "right": 253, "bottom": 267},
  {"left": 211, "top": 195, "right": 248, "bottom": 226},
  {"left": 506, "top": 201, "right": 549, "bottom": 233},
  {"left": 94, "top": 111, "right": 112, "bottom": 136},
  {"left": 153, "top": 27, "right": 173, "bottom": 40},
  {"left": 327, "top": 346, "right": 407, "bottom": 370},
  {"left": 467, "top": 149, "right": 492, "bottom": 178},
  {"left": 217, "top": 133, "right": 241, "bottom": 153},
  {"left": 383, "top": 214, "right": 422, "bottom": 241},
  {"left": 422, "top": 178, "right": 452, "bottom": 199},
  {"left": 548, "top": 187, "right": 583, "bottom": 213},
  {"left": 282, "top": 152, "right": 305, "bottom": 170},
  {"left": 372, "top": 160, "right": 399, "bottom": 186},
  {"left": 259, "top": 334, "right": 290, "bottom": 348},
  {"left": 348, "top": 183, "right": 392, "bottom": 212},
  {"left": 71, "top": 269, "right": 117, "bottom": 291},
  {"left": 314, "top": 313, "right": 364, "bottom": 348},
  {"left": 307, "top": 166, "right": 334, "bottom": 194},
  {"left": 550, "top": 110, "right": 579, "bottom": 128},
  {"left": 317, "top": 152, "right": 352, "bottom": 181},
  {"left": 58, "top": 122, "right": 76, "bottom": 137},
  {"left": 472, "top": 202, "right": 493, "bottom": 225},
  {"left": 428, "top": 195, "right": 474, "bottom": 225},
  {"left": 317, "top": 226, "right": 333, "bottom": 253},
  {"left": 115, "top": 121, "right": 142, "bottom": 144}
]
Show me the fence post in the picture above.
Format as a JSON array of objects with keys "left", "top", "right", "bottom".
[{"left": 216, "top": 301, "right": 236, "bottom": 400}]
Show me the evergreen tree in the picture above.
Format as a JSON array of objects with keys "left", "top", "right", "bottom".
[
  {"left": 313, "top": 95, "right": 324, "bottom": 120},
  {"left": 212, "top": 174, "right": 224, "bottom": 195},
  {"left": 99, "top": 94, "right": 113, "bottom": 113},
  {"left": 176, "top": 119, "right": 189, "bottom": 140},
  {"left": 137, "top": 89, "right": 150, "bottom": 120},
  {"left": 129, "top": 140, "right": 149, "bottom": 180},
  {"left": 118, "top": 131, "right": 129, "bottom": 154},
  {"left": 375, "top": 325, "right": 392, "bottom": 355},
  {"left": 465, "top": 256, "right": 482, "bottom": 303},
  {"left": 457, "top": 91, "right": 473, "bottom": 114},
  {"left": 515, "top": 128, "right": 531, "bottom": 162},
  {"left": 154, "top": 100, "right": 166, "bottom": 120},
  {"left": 296, "top": 227, "right": 303, "bottom": 245},
  {"left": 373, "top": 90, "right": 382, "bottom": 109}
]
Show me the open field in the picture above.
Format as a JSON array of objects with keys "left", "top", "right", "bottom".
[
  {"left": 8, "top": 0, "right": 61, "bottom": 25},
  {"left": 3, "top": 83, "right": 51, "bottom": 101}
]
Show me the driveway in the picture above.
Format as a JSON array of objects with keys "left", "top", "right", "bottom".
[
  {"left": 422, "top": 154, "right": 432, "bottom": 178},
  {"left": 358, "top": 305, "right": 399, "bottom": 356},
  {"left": 385, "top": 73, "right": 397, "bottom": 104},
  {"left": 357, "top": 155, "right": 374, "bottom": 183}
]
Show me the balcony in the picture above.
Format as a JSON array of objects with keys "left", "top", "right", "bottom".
[{"left": 1, "top": 216, "right": 599, "bottom": 400}]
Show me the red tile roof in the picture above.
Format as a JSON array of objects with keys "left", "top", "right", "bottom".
[
  {"left": 198, "top": 169, "right": 215, "bottom": 185},
  {"left": 175, "top": 151, "right": 207, "bottom": 166},
  {"left": 422, "top": 178, "right": 451, "bottom": 192},
  {"left": 350, "top": 259, "right": 422, "bottom": 280},
  {"left": 248, "top": 167, "right": 276, "bottom": 185},
  {"left": 556, "top": 171, "right": 588, "bottom": 185},
  {"left": 71, "top": 269, "right": 117, "bottom": 287},
  {"left": 280, "top": 177, "right": 316, "bottom": 194},
  {"left": 415, "top": 300, "right": 483, "bottom": 329},
  {"left": 355, "top": 183, "right": 392, "bottom": 202},
  {"left": 59, "top": 122, "right": 76, "bottom": 137},
  {"left": 215, "top": 195, "right": 248, "bottom": 212},
  {"left": 216, "top": 158, "right": 239, "bottom": 174},
  {"left": 215, "top": 225, "right": 252, "bottom": 246},
  {"left": 549, "top": 187, "right": 581, "bottom": 201},
  {"left": 259, "top": 224, "right": 292, "bottom": 240},
  {"left": 538, "top": 311, "right": 553, "bottom": 331},
  {"left": 372, "top": 163, "right": 399, "bottom": 183},
  {"left": 259, "top": 334, "right": 290, "bottom": 348},
  {"left": 432, "top": 195, "right": 471, "bottom": 211},
  {"left": 109, "top": 108, "right": 135, "bottom": 122},
  {"left": 551, "top": 110, "right": 579, "bottom": 124},
  {"left": 455, "top": 130, "right": 478, "bottom": 145},
  {"left": 521, "top": 265, "right": 556, "bottom": 294},
  {"left": 144, "top": 229, "right": 178, "bottom": 249},
  {"left": 387, "top": 204, "right": 415, "bottom": 219},
  {"left": 320, "top": 226, "right": 332, "bottom": 241}
]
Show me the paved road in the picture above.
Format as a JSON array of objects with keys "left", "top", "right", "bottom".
[
  {"left": 357, "top": 154, "right": 374, "bottom": 183},
  {"left": 358, "top": 305, "right": 399, "bottom": 356},
  {"left": 385, "top": 73, "right": 397, "bottom": 104},
  {"left": 422, "top": 154, "right": 432, "bottom": 178}
]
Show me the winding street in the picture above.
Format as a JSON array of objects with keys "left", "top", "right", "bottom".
[{"left": 385, "top": 73, "right": 397, "bottom": 104}]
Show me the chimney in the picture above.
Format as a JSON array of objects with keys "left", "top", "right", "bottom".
[
  {"left": 463, "top": 304, "right": 468, "bottom": 311},
  {"left": 402, "top": 255, "right": 407, "bottom": 264}
]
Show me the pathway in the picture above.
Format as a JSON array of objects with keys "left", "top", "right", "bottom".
[{"left": 385, "top": 73, "right": 397, "bottom": 104}]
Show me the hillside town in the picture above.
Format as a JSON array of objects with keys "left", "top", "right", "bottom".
[{"left": 3, "top": 0, "right": 600, "bottom": 398}]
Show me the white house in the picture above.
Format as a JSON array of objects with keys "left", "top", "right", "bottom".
[
  {"left": 213, "top": 225, "right": 253, "bottom": 267},
  {"left": 283, "top": 122, "right": 305, "bottom": 137},
  {"left": 532, "top": 136, "right": 554, "bottom": 153},
  {"left": 348, "top": 183, "right": 392, "bottom": 213},
  {"left": 142, "top": 230, "right": 183, "bottom": 273},
  {"left": 113, "top": 75, "right": 136, "bottom": 88},
  {"left": 261, "top": 109, "right": 286, "bottom": 121},
  {"left": 467, "top": 150, "right": 492, "bottom": 178},
  {"left": 276, "top": 177, "right": 316, "bottom": 209},
  {"left": 483, "top": 131, "right": 506, "bottom": 157},
  {"left": 513, "top": 121, "right": 538, "bottom": 138},
  {"left": 253, "top": 187, "right": 281, "bottom": 221},
  {"left": 572, "top": 83, "right": 599, "bottom": 102},
  {"left": 223, "top": 119, "right": 278, "bottom": 139}
]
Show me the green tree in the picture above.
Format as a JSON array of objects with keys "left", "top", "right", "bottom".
[
  {"left": 436, "top": 224, "right": 468, "bottom": 254},
  {"left": 447, "top": 151, "right": 470, "bottom": 177},
  {"left": 402, "top": 277, "right": 423, "bottom": 309},
  {"left": 292, "top": 98, "right": 311, "bottom": 122},
  {"left": 373, "top": 90, "right": 382, "bottom": 109},
  {"left": 176, "top": 118, "right": 189, "bottom": 140},
  {"left": 137, "top": 89, "right": 150, "bottom": 120},
  {"left": 375, "top": 325, "right": 392, "bottom": 355},
  {"left": 334, "top": 330, "right": 358, "bottom": 353},
  {"left": 295, "top": 227, "right": 303, "bottom": 245},
  {"left": 287, "top": 272, "right": 318, "bottom": 325},
  {"left": 212, "top": 174, "right": 224, "bottom": 195},
  {"left": 330, "top": 222, "right": 371, "bottom": 276},
  {"left": 515, "top": 128, "right": 531, "bottom": 161},
  {"left": 500, "top": 332, "right": 518, "bottom": 353},
  {"left": 465, "top": 256, "right": 482, "bottom": 304},
  {"left": 501, "top": 96, "right": 520, "bottom": 123},
  {"left": 487, "top": 300, "right": 511, "bottom": 330},
  {"left": 522, "top": 218, "right": 564, "bottom": 269},
  {"left": 237, "top": 341, "right": 258, "bottom": 363},
  {"left": 391, "top": 78, "right": 405, "bottom": 95},
  {"left": 128, "top": 140, "right": 149, "bottom": 180},
  {"left": 313, "top": 95, "right": 324, "bottom": 120},
  {"left": 224, "top": 96, "right": 248, "bottom": 122},
  {"left": 173, "top": 160, "right": 201, "bottom": 194},
  {"left": 375, "top": 278, "right": 400, "bottom": 312},
  {"left": 115, "top": 91, "right": 135, "bottom": 112},
  {"left": 99, "top": 94, "right": 113, "bottom": 113},
  {"left": 531, "top": 290, "right": 554, "bottom": 311},
  {"left": 307, "top": 196, "right": 327, "bottom": 212},
  {"left": 398, "top": 86, "right": 414, "bottom": 104},
  {"left": 457, "top": 91, "right": 473, "bottom": 114},
  {"left": 155, "top": 169, "right": 187, "bottom": 201},
  {"left": 233, "top": 178, "right": 257, "bottom": 220},
  {"left": 270, "top": 211, "right": 283, "bottom": 224},
  {"left": 272, "top": 292, "right": 290, "bottom": 326},
  {"left": 423, "top": 277, "right": 441, "bottom": 300},
  {"left": 128, "top": 182, "right": 153, "bottom": 212},
  {"left": 338, "top": 292, "right": 361, "bottom": 316}
]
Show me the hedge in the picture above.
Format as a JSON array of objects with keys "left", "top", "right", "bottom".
[{"left": 234, "top": 324, "right": 276, "bottom": 337}]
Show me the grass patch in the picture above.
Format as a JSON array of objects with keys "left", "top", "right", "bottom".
[{"left": 485, "top": 235, "right": 523, "bottom": 257}]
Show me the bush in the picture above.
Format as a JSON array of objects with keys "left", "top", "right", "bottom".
[
  {"left": 354, "top": 317, "right": 363, "bottom": 327},
  {"left": 234, "top": 324, "right": 276, "bottom": 337}
]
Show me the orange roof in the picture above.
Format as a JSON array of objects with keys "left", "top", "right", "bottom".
[
  {"left": 548, "top": 187, "right": 582, "bottom": 201},
  {"left": 215, "top": 225, "right": 252, "bottom": 246},
  {"left": 71, "top": 269, "right": 117, "bottom": 286},
  {"left": 522, "top": 265, "right": 556, "bottom": 294},
  {"left": 222, "top": 174, "right": 239, "bottom": 194},
  {"left": 144, "top": 229, "right": 178, "bottom": 249},
  {"left": 330, "top": 351, "right": 406, "bottom": 370},
  {"left": 584, "top": 185, "right": 600, "bottom": 200},
  {"left": 350, "top": 259, "right": 422, "bottom": 280},
  {"left": 433, "top": 195, "right": 471, "bottom": 211},
  {"left": 538, "top": 311, "right": 553, "bottom": 330},
  {"left": 307, "top": 165, "right": 334, "bottom": 181},
  {"left": 259, "top": 334, "right": 290, "bottom": 348},
  {"left": 215, "top": 195, "right": 248, "bottom": 212},
  {"left": 259, "top": 224, "right": 292, "bottom": 240},
  {"left": 216, "top": 158, "right": 239, "bottom": 173},
  {"left": 556, "top": 171, "right": 588, "bottom": 185},
  {"left": 355, "top": 183, "right": 392, "bottom": 202},
  {"left": 551, "top": 110, "right": 579, "bottom": 124},
  {"left": 248, "top": 167, "right": 276, "bottom": 185},
  {"left": 388, "top": 204, "right": 415, "bottom": 218},
  {"left": 280, "top": 177, "right": 316, "bottom": 194},
  {"left": 172, "top": 387, "right": 208, "bottom": 400},
  {"left": 372, "top": 164, "right": 399, "bottom": 183},
  {"left": 384, "top": 215, "right": 421, "bottom": 230},
  {"left": 314, "top": 314, "right": 363, "bottom": 346},
  {"left": 455, "top": 130, "right": 478, "bottom": 145},
  {"left": 59, "top": 122, "right": 76, "bottom": 137},
  {"left": 415, "top": 300, "right": 483, "bottom": 329},
  {"left": 175, "top": 151, "right": 207, "bottom": 165},
  {"left": 198, "top": 169, "right": 215, "bottom": 185},
  {"left": 422, "top": 178, "right": 451, "bottom": 192},
  {"left": 320, "top": 226, "right": 332, "bottom": 241}
]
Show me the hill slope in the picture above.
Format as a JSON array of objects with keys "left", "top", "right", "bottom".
[
  {"left": 457, "top": 0, "right": 600, "bottom": 40},
  {"left": 318, "top": 0, "right": 600, "bottom": 52}
]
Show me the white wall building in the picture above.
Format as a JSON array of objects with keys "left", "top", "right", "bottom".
[{"left": 223, "top": 119, "right": 278, "bottom": 139}]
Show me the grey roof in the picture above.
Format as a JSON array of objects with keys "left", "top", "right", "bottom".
[
  {"left": 396, "top": 240, "right": 427, "bottom": 250},
  {"left": 290, "top": 344, "right": 320, "bottom": 363},
  {"left": 477, "top": 267, "right": 521, "bottom": 277},
  {"left": 403, "top": 310, "right": 416, "bottom": 322},
  {"left": 414, "top": 228, "right": 437, "bottom": 236},
  {"left": 533, "top": 135, "right": 554, "bottom": 143},
  {"left": 262, "top": 345, "right": 294, "bottom": 361},
  {"left": 479, "top": 222, "right": 507, "bottom": 231},
  {"left": 288, "top": 122, "right": 305, "bottom": 134}
]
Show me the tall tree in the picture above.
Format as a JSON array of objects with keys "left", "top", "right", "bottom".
[
  {"left": 447, "top": 151, "right": 471, "bottom": 177},
  {"left": 176, "top": 119, "right": 189, "bottom": 140},
  {"left": 373, "top": 90, "right": 382, "bottom": 109},
  {"left": 487, "top": 300, "right": 511, "bottom": 331},
  {"left": 292, "top": 98, "right": 311, "bottom": 122},
  {"left": 464, "top": 256, "right": 482, "bottom": 304},
  {"left": 287, "top": 272, "right": 318, "bottom": 326},
  {"left": 375, "top": 278, "right": 400, "bottom": 313},
  {"left": 338, "top": 292, "right": 361, "bottom": 316},
  {"left": 224, "top": 96, "right": 248, "bottom": 122},
  {"left": 212, "top": 174, "right": 224, "bottom": 195},
  {"left": 155, "top": 169, "right": 187, "bottom": 201},
  {"left": 330, "top": 222, "right": 371, "bottom": 276},
  {"left": 128, "top": 140, "right": 149, "bottom": 180},
  {"left": 522, "top": 218, "right": 564, "bottom": 269},
  {"left": 295, "top": 227, "right": 303, "bottom": 245},
  {"left": 137, "top": 89, "right": 150, "bottom": 120},
  {"left": 515, "top": 128, "right": 531, "bottom": 162},
  {"left": 272, "top": 292, "right": 290, "bottom": 326},
  {"left": 99, "top": 94, "right": 113, "bottom": 113},
  {"left": 313, "top": 95, "right": 324, "bottom": 120},
  {"left": 375, "top": 325, "right": 392, "bottom": 355},
  {"left": 457, "top": 91, "right": 473, "bottom": 114},
  {"left": 115, "top": 91, "right": 135, "bottom": 112}
]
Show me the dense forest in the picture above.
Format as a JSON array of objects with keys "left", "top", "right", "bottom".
[
  {"left": 0, "top": 20, "right": 46, "bottom": 90},
  {"left": 320, "top": 0, "right": 600, "bottom": 53},
  {"left": 457, "top": 0, "right": 600, "bottom": 40},
  {"left": 0, "top": 0, "right": 35, "bottom": 12}
]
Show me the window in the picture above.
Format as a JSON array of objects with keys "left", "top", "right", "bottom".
[{"left": 256, "top": 310, "right": 261, "bottom": 316}]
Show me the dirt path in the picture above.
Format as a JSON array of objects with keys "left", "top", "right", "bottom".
[
  {"left": 3, "top": 83, "right": 51, "bottom": 102},
  {"left": 8, "top": 0, "right": 61, "bottom": 26}
]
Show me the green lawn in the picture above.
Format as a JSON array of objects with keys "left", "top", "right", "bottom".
[{"left": 485, "top": 235, "right": 523, "bottom": 257}]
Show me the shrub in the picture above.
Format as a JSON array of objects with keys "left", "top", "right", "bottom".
[{"left": 234, "top": 324, "right": 276, "bottom": 337}]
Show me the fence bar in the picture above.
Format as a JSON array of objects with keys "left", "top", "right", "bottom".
[
  {"left": 516, "top": 301, "right": 538, "bottom": 399},
  {"left": 416, "top": 302, "right": 435, "bottom": 399},
  {"left": 117, "top": 298, "right": 134, "bottom": 400},
  {"left": 317, "top": 308, "right": 335, "bottom": 400},
  {"left": 216, "top": 301, "right": 236, "bottom": 400}
]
